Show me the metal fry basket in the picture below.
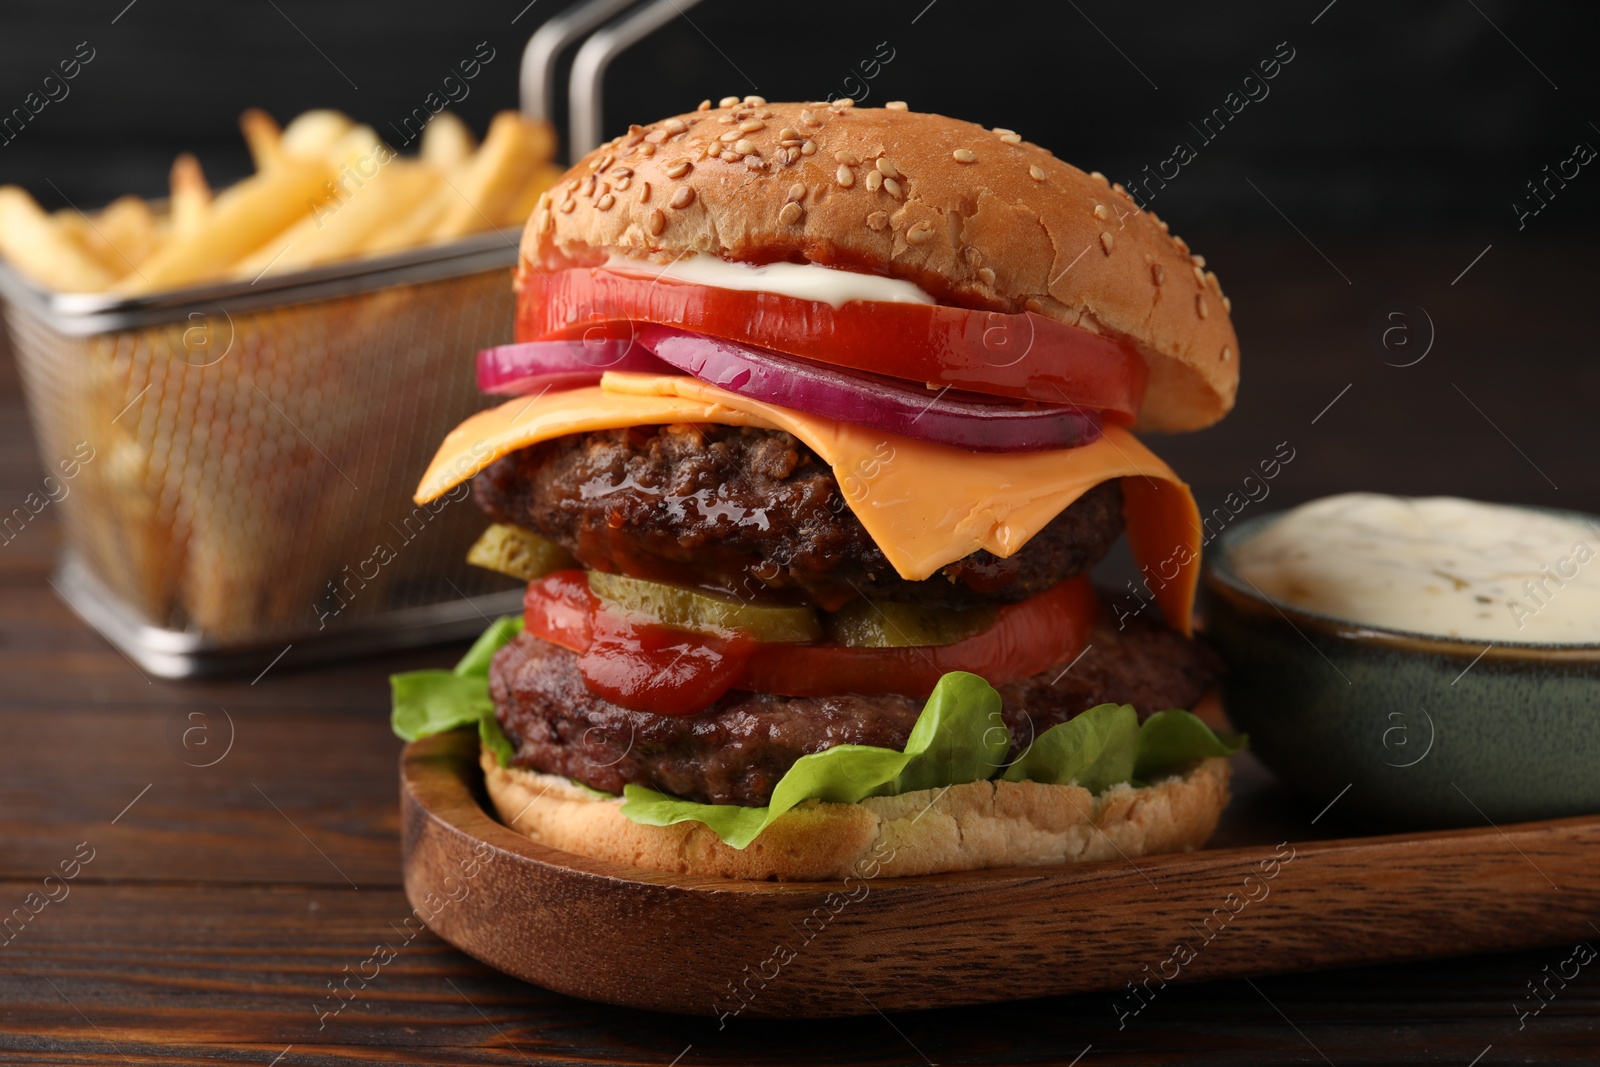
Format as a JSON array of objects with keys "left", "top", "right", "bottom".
[
  {"left": 3, "top": 0, "right": 701, "bottom": 677},
  {"left": 3, "top": 237, "right": 525, "bottom": 677}
]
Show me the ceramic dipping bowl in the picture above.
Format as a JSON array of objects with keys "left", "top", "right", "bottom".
[{"left": 1202, "top": 510, "right": 1600, "bottom": 830}]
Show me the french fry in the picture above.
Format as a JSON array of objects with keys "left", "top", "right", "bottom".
[
  {"left": 239, "top": 108, "right": 283, "bottom": 170},
  {"left": 170, "top": 153, "right": 211, "bottom": 239},
  {"left": 356, "top": 179, "right": 454, "bottom": 255},
  {"left": 281, "top": 109, "right": 355, "bottom": 160},
  {"left": 325, "top": 125, "right": 385, "bottom": 170},
  {"left": 236, "top": 161, "right": 440, "bottom": 278},
  {"left": 429, "top": 112, "right": 550, "bottom": 240},
  {"left": 420, "top": 111, "right": 476, "bottom": 169},
  {"left": 120, "top": 157, "right": 334, "bottom": 292},
  {"left": 96, "top": 195, "right": 163, "bottom": 271},
  {"left": 0, "top": 186, "right": 117, "bottom": 291}
]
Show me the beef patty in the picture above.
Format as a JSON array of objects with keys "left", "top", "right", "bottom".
[
  {"left": 472, "top": 425, "right": 1125, "bottom": 611},
  {"left": 490, "top": 617, "right": 1223, "bottom": 807}
]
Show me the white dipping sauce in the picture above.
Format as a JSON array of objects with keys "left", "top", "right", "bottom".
[{"left": 1231, "top": 493, "right": 1600, "bottom": 643}]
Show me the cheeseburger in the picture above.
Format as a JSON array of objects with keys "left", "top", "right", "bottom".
[{"left": 393, "top": 98, "right": 1243, "bottom": 881}]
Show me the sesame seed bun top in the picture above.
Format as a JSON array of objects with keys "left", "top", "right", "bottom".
[{"left": 519, "top": 99, "right": 1239, "bottom": 433}]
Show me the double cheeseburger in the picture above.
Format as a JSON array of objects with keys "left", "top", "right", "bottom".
[{"left": 395, "top": 99, "right": 1242, "bottom": 881}]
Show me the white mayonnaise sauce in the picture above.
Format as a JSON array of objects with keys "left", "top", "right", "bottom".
[
  {"left": 1230, "top": 493, "right": 1600, "bottom": 643},
  {"left": 603, "top": 253, "right": 936, "bottom": 308}
]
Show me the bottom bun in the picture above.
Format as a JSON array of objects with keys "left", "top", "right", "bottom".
[{"left": 481, "top": 748, "right": 1232, "bottom": 882}]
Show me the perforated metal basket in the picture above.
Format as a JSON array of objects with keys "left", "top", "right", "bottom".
[
  {"left": 2, "top": 237, "right": 527, "bottom": 676},
  {"left": 2, "top": 0, "right": 699, "bottom": 677}
]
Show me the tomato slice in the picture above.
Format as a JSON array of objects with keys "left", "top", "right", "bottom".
[
  {"left": 516, "top": 267, "right": 1147, "bottom": 421},
  {"left": 523, "top": 570, "right": 1101, "bottom": 712},
  {"left": 740, "top": 576, "right": 1100, "bottom": 698}
]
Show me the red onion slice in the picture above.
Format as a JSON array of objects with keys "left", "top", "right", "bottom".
[
  {"left": 476, "top": 339, "right": 672, "bottom": 396},
  {"left": 634, "top": 325, "right": 1101, "bottom": 452}
]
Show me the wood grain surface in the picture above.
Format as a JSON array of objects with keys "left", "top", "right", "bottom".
[{"left": 3, "top": 238, "right": 1600, "bottom": 1063}]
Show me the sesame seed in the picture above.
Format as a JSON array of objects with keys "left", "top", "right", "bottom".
[
  {"left": 787, "top": 182, "right": 805, "bottom": 202},
  {"left": 664, "top": 119, "right": 687, "bottom": 135},
  {"left": 638, "top": 143, "right": 655, "bottom": 157},
  {"left": 836, "top": 165, "right": 855, "bottom": 188},
  {"left": 1190, "top": 253, "right": 1206, "bottom": 268},
  {"left": 1112, "top": 182, "right": 1127, "bottom": 196},
  {"left": 1221, "top": 345, "right": 1232, "bottom": 362},
  {"left": 536, "top": 208, "right": 552, "bottom": 234},
  {"left": 883, "top": 177, "right": 903, "bottom": 199},
  {"left": 744, "top": 95, "right": 766, "bottom": 106},
  {"left": 952, "top": 148, "right": 976, "bottom": 163},
  {"left": 721, "top": 151, "right": 739, "bottom": 163},
  {"left": 596, "top": 193, "right": 614, "bottom": 211},
  {"left": 800, "top": 109, "right": 819, "bottom": 126},
  {"left": 1205, "top": 270, "right": 1221, "bottom": 292},
  {"left": 999, "top": 133, "right": 1022, "bottom": 144},
  {"left": 778, "top": 127, "right": 800, "bottom": 141},
  {"left": 614, "top": 176, "right": 632, "bottom": 191},
  {"left": 835, "top": 150, "right": 859, "bottom": 165},
  {"left": 1029, "top": 165, "right": 1046, "bottom": 181},
  {"left": 779, "top": 148, "right": 799, "bottom": 165},
  {"left": 866, "top": 211, "right": 889, "bottom": 231},
  {"left": 885, "top": 100, "right": 908, "bottom": 110},
  {"left": 1157, "top": 218, "right": 1169, "bottom": 232},
  {"left": 559, "top": 198, "right": 575, "bottom": 213},
  {"left": 779, "top": 202, "right": 804, "bottom": 225},
  {"left": 993, "top": 127, "right": 1016, "bottom": 137},
  {"left": 1151, "top": 263, "right": 1164, "bottom": 285},
  {"left": 719, "top": 96, "right": 741, "bottom": 108},
  {"left": 1090, "top": 170, "right": 1108, "bottom": 184},
  {"left": 697, "top": 99, "right": 711, "bottom": 111},
  {"left": 671, "top": 186, "right": 695, "bottom": 209},
  {"left": 638, "top": 181, "right": 651, "bottom": 202},
  {"left": 1174, "top": 236, "right": 1190, "bottom": 254},
  {"left": 719, "top": 130, "right": 740, "bottom": 143},
  {"left": 876, "top": 158, "right": 899, "bottom": 178},
  {"left": 1222, "top": 295, "right": 1232, "bottom": 313},
  {"left": 1192, "top": 265, "right": 1206, "bottom": 284},
  {"left": 1100, "top": 232, "right": 1114, "bottom": 254},
  {"left": 978, "top": 266, "right": 996, "bottom": 285},
  {"left": 717, "top": 116, "right": 735, "bottom": 125},
  {"left": 866, "top": 169, "right": 884, "bottom": 192},
  {"left": 1196, "top": 294, "right": 1209, "bottom": 319},
  {"left": 1024, "top": 297, "right": 1043, "bottom": 313},
  {"left": 1093, "top": 204, "right": 1110, "bottom": 220},
  {"left": 612, "top": 165, "right": 634, "bottom": 178},
  {"left": 800, "top": 140, "right": 817, "bottom": 156},
  {"left": 581, "top": 175, "right": 597, "bottom": 196},
  {"left": 596, "top": 154, "right": 614, "bottom": 170},
  {"left": 734, "top": 139, "right": 756, "bottom": 155},
  {"left": 907, "top": 221, "right": 934, "bottom": 244},
  {"left": 835, "top": 97, "right": 855, "bottom": 108},
  {"left": 739, "top": 120, "right": 766, "bottom": 133},
  {"left": 665, "top": 160, "right": 693, "bottom": 179}
]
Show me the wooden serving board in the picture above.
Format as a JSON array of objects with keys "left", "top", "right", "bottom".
[{"left": 400, "top": 731, "right": 1600, "bottom": 1018}]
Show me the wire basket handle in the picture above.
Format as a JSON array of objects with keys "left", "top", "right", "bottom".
[{"left": 519, "top": 0, "right": 707, "bottom": 163}]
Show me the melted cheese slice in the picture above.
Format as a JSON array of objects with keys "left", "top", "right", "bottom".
[{"left": 417, "top": 373, "right": 1202, "bottom": 632}]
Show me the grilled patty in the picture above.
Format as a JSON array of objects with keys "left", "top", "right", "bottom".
[
  {"left": 472, "top": 424, "right": 1125, "bottom": 611},
  {"left": 489, "top": 617, "right": 1223, "bottom": 807}
]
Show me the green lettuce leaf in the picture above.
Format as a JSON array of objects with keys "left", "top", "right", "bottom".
[
  {"left": 1000, "top": 702, "right": 1141, "bottom": 794},
  {"left": 1135, "top": 709, "right": 1246, "bottom": 781},
  {"left": 620, "top": 671, "right": 1007, "bottom": 849},
  {"left": 390, "top": 616, "right": 523, "bottom": 766}
]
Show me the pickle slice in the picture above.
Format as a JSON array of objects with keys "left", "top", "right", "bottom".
[
  {"left": 587, "top": 570, "right": 822, "bottom": 643},
  {"left": 826, "top": 599, "right": 999, "bottom": 648},
  {"left": 466, "top": 523, "right": 577, "bottom": 582}
]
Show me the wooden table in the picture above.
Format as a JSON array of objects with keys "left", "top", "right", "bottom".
[{"left": 3, "top": 236, "right": 1597, "bottom": 1063}]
